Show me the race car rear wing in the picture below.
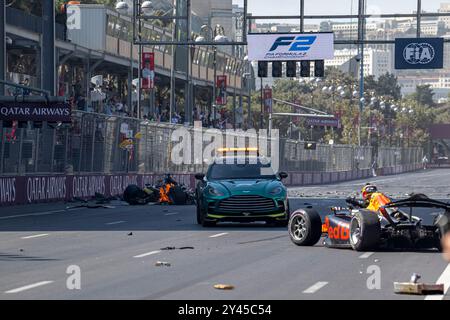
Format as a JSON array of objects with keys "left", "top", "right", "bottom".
[{"left": 384, "top": 194, "right": 450, "bottom": 211}]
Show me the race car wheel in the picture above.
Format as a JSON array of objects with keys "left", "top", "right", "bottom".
[
  {"left": 123, "top": 184, "right": 147, "bottom": 205},
  {"left": 198, "top": 207, "right": 216, "bottom": 227},
  {"left": 201, "top": 216, "right": 217, "bottom": 228},
  {"left": 288, "top": 209, "right": 322, "bottom": 246},
  {"left": 196, "top": 203, "right": 202, "bottom": 225},
  {"left": 169, "top": 185, "right": 187, "bottom": 205},
  {"left": 350, "top": 210, "right": 381, "bottom": 251}
]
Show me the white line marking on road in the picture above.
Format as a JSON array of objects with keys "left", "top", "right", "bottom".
[
  {"left": 209, "top": 232, "right": 229, "bottom": 238},
  {"left": 425, "top": 264, "right": 450, "bottom": 300},
  {"left": 359, "top": 252, "right": 374, "bottom": 259},
  {"left": 165, "top": 212, "right": 179, "bottom": 216},
  {"left": 133, "top": 250, "right": 161, "bottom": 258},
  {"left": 106, "top": 221, "right": 126, "bottom": 225},
  {"left": 303, "top": 281, "right": 329, "bottom": 294},
  {"left": 21, "top": 233, "right": 50, "bottom": 240},
  {"left": 5, "top": 281, "right": 54, "bottom": 294}
]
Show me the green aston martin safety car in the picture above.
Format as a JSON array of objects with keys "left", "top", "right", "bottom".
[{"left": 195, "top": 149, "right": 290, "bottom": 227}]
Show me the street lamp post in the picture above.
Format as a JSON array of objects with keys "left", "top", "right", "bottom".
[
  {"left": 214, "top": 30, "right": 229, "bottom": 129},
  {"left": 196, "top": 24, "right": 228, "bottom": 128},
  {"left": 170, "top": 3, "right": 177, "bottom": 125},
  {"left": 115, "top": 2, "right": 135, "bottom": 116},
  {"left": 260, "top": 78, "right": 264, "bottom": 130},
  {"left": 243, "top": 56, "right": 252, "bottom": 129},
  {"left": 136, "top": 1, "right": 142, "bottom": 119},
  {"left": 185, "top": 0, "right": 192, "bottom": 125},
  {"left": 213, "top": 46, "right": 217, "bottom": 126},
  {"left": 358, "top": 0, "right": 366, "bottom": 147}
]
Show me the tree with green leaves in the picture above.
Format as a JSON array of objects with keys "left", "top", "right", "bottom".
[
  {"left": 364, "top": 73, "right": 401, "bottom": 101},
  {"left": 411, "top": 84, "right": 435, "bottom": 107}
]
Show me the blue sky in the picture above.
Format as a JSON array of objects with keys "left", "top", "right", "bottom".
[{"left": 233, "top": 0, "right": 448, "bottom": 17}]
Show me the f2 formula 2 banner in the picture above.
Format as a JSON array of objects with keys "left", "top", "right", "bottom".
[{"left": 247, "top": 33, "right": 334, "bottom": 61}]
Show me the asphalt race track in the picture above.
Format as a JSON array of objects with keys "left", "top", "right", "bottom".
[{"left": 0, "top": 169, "right": 449, "bottom": 300}]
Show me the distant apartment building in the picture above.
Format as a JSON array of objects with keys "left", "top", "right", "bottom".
[
  {"left": 397, "top": 73, "right": 450, "bottom": 100},
  {"left": 438, "top": 3, "right": 450, "bottom": 29},
  {"left": 325, "top": 48, "right": 392, "bottom": 79},
  {"left": 332, "top": 21, "right": 378, "bottom": 40}
]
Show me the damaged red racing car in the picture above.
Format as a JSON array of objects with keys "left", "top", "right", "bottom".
[{"left": 288, "top": 194, "right": 449, "bottom": 251}]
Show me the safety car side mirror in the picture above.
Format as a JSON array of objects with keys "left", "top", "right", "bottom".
[
  {"left": 279, "top": 172, "right": 288, "bottom": 180},
  {"left": 195, "top": 173, "right": 205, "bottom": 181}
]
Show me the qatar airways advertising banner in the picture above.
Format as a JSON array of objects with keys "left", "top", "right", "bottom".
[
  {"left": 0, "top": 101, "right": 72, "bottom": 122},
  {"left": 0, "top": 174, "right": 196, "bottom": 206},
  {"left": 247, "top": 33, "right": 334, "bottom": 61}
]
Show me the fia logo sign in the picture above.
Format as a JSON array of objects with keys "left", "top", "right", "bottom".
[
  {"left": 403, "top": 43, "right": 435, "bottom": 65},
  {"left": 269, "top": 36, "right": 317, "bottom": 52}
]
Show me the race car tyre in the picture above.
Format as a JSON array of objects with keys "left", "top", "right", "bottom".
[
  {"left": 272, "top": 201, "right": 291, "bottom": 227},
  {"left": 288, "top": 209, "right": 322, "bottom": 246},
  {"left": 169, "top": 185, "right": 187, "bottom": 205},
  {"left": 198, "top": 207, "right": 216, "bottom": 227},
  {"left": 123, "top": 185, "right": 148, "bottom": 205},
  {"left": 350, "top": 210, "right": 381, "bottom": 251},
  {"left": 196, "top": 203, "right": 202, "bottom": 225},
  {"left": 202, "top": 219, "right": 217, "bottom": 227}
]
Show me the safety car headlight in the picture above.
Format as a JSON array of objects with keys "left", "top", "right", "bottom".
[
  {"left": 208, "top": 187, "right": 224, "bottom": 197},
  {"left": 269, "top": 186, "right": 283, "bottom": 195}
]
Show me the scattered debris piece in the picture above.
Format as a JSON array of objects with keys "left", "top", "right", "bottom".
[
  {"left": 410, "top": 273, "right": 421, "bottom": 283},
  {"left": 160, "top": 246, "right": 195, "bottom": 251},
  {"left": 394, "top": 282, "right": 444, "bottom": 295},
  {"left": 394, "top": 273, "right": 444, "bottom": 295},
  {"left": 214, "top": 284, "right": 234, "bottom": 290},
  {"left": 70, "top": 197, "right": 88, "bottom": 203},
  {"left": 66, "top": 204, "right": 115, "bottom": 209},
  {"left": 94, "top": 193, "right": 118, "bottom": 204},
  {"left": 155, "top": 261, "right": 171, "bottom": 267},
  {"left": 127, "top": 232, "right": 133, "bottom": 236}
]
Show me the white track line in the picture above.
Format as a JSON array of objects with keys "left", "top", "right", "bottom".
[
  {"left": 133, "top": 250, "right": 161, "bottom": 258},
  {"left": 425, "top": 264, "right": 450, "bottom": 300},
  {"left": 165, "top": 212, "right": 179, "bottom": 216},
  {"left": 21, "top": 233, "right": 50, "bottom": 240},
  {"left": 5, "top": 281, "right": 54, "bottom": 294},
  {"left": 209, "top": 233, "right": 229, "bottom": 238},
  {"left": 303, "top": 281, "right": 329, "bottom": 294},
  {"left": 359, "top": 252, "right": 374, "bottom": 259},
  {"left": 106, "top": 221, "right": 126, "bottom": 225}
]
